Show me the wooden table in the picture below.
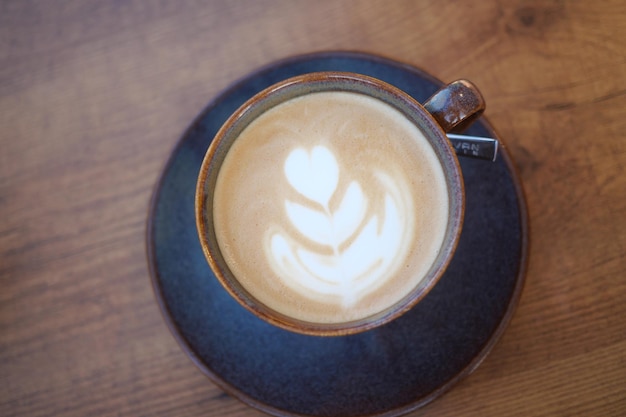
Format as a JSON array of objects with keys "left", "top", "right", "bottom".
[{"left": 1, "top": 1, "right": 624, "bottom": 416}]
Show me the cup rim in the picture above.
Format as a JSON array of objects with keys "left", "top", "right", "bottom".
[{"left": 195, "top": 71, "right": 465, "bottom": 336}]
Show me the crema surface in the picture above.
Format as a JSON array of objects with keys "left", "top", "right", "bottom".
[{"left": 212, "top": 92, "right": 449, "bottom": 323}]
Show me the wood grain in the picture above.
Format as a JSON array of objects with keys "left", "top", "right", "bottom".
[{"left": 1, "top": 1, "right": 624, "bottom": 416}]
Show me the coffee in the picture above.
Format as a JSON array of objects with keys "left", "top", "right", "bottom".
[{"left": 210, "top": 91, "right": 449, "bottom": 324}]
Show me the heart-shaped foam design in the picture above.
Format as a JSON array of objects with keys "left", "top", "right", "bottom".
[{"left": 284, "top": 146, "right": 339, "bottom": 207}]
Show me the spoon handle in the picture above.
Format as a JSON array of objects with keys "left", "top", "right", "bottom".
[{"left": 447, "top": 134, "right": 499, "bottom": 161}]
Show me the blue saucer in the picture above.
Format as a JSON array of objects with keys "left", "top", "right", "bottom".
[{"left": 147, "top": 51, "right": 528, "bottom": 417}]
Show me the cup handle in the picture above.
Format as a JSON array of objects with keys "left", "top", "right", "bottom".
[
  {"left": 423, "top": 80, "right": 485, "bottom": 133},
  {"left": 424, "top": 80, "right": 498, "bottom": 161}
]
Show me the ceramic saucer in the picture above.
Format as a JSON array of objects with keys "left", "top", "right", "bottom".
[{"left": 147, "top": 51, "right": 528, "bottom": 417}]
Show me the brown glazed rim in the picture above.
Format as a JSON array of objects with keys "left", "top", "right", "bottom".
[
  {"left": 147, "top": 50, "right": 529, "bottom": 417},
  {"left": 195, "top": 70, "right": 465, "bottom": 336}
]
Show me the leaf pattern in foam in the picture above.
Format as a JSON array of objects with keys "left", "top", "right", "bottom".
[
  {"left": 284, "top": 146, "right": 339, "bottom": 207},
  {"left": 270, "top": 234, "right": 344, "bottom": 295},
  {"left": 268, "top": 146, "right": 408, "bottom": 308},
  {"left": 285, "top": 201, "right": 333, "bottom": 246},
  {"left": 331, "top": 181, "right": 366, "bottom": 245},
  {"left": 284, "top": 180, "right": 366, "bottom": 247},
  {"left": 338, "top": 215, "right": 382, "bottom": 279}
]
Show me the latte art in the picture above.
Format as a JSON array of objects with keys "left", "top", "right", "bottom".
[
  {"left": 212, "top": 91, "right": 449, "bottom": 323},
  {"left": 268, "top": 145, "right": 414, "bottom": 308}
]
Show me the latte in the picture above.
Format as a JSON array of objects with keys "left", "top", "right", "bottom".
[{"left": 211, "top": 91, "right": 449, "bottom": 324}]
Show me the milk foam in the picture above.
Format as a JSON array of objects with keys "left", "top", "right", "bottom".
[
  {"left": 267, "top": 145, "right": 414, "bottom": 308},
  {"left": 212, "top": 91, "right": 449, "bottom": 324}
]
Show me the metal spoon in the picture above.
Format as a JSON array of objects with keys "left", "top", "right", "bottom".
[{"left": 447, "top": 134, "right": 499, "bottom": 161}]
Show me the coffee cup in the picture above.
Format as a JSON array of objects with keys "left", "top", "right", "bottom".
[{"left": 196, "top": 72, "right": 485, "bottom": 336}]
